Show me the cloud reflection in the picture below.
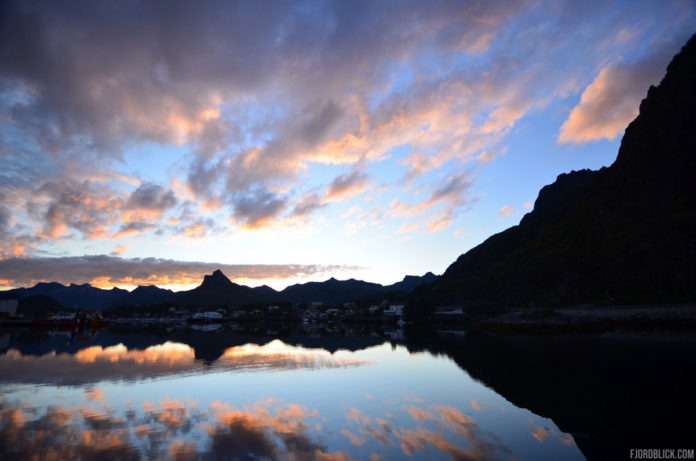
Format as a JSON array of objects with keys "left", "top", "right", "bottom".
[
  {"left": 0, "top": 397, "right": 358, "bottom": 461},
  {"left": 343, "top": 401, "right": 512, "bottom": 460},
  {"left": 0, "top": 387, "right": 527, "bottom": 461},
  {"left": 0, "top": 340, "right": 371, "bottom": 386}
]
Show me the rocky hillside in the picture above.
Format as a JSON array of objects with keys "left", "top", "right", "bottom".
[{"left": 425, "top": 34, "right": 696, "bottom": 309}]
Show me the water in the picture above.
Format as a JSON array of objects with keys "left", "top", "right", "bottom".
[{"left": 1, "top": 326, "right": 694, "bottom": 460}]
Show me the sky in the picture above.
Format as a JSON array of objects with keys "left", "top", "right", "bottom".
[{"left": 0, "top": 0, "right": 694, "bottom": 291}]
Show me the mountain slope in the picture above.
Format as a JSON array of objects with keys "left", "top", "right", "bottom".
[
  {"left": 0, "top": 282, "right": 128, "bottom": 309},
  {"left": 174, "top": 269, "right": 270, "bottom": 308},
  {"left": 426, "top": 34, "right": 696, "bottom": 309}
]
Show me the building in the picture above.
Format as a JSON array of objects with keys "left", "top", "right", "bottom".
[{"left": 383, "top": 305, "right": 404, "bottom": 317}]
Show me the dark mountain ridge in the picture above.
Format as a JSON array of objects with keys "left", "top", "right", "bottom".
[
  {"left": 424, "top": 34, "right": 696, "bottom": 309},
  {"left": 0, "top": 270, "right": 436, "bottom": 309}
]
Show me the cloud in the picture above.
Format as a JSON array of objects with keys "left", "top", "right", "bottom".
[
  {"left": 126, "top": 183, "right": 177, "bottom": 211},
  {"left": 558, "top": 42, "right": 684, "bottom": 143},
  {"left": 291, "top": 192, "right": 325, "bottom": 218},
  {"left": 0, "top": 396, "right": 337, "bottom": 461},
  {"left": 341, "top": 429, "right": 367, "bottom": 447},
  {"left": 390, "top": 172, "right": 474, "bottom": 233},
  {"left": 405, "top": 406, "right": 435, "bottom": 421},
  {"left": 0, "top": 0, "right": 693, "bottom": 250},
  {"left": 230, "top": 188, "right": 287, "bottom": 229},
  {"left": 325, "top": 169, "right": 370, "bottom": 203},
  {"left": 110, "top": 244, "right": 128, "bottom": 256},
  {"left": 31, "top": 180, "right": 118, "bottom": 239},
  {"left": 471, "top": 399, "right": 483, "bottom": 412},
  {"left": 499, "top": 205, "right": 514, "bottom": 216},
  {"left": 0, "top": 340, "right": 371, "bottom": 385},
  {"left": 0, "top": 255, "right": 359, "bottom": 289},
  {"left": 428, "top": 172, "right": 473, "bottom": 208}
]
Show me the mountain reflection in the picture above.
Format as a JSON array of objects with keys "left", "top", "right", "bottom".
[
  {"left": 0, "top": 339, "right": 371, "bottom": 385},
  {"left": 2, "top": 326, "right": 692, "bottom": 460}
]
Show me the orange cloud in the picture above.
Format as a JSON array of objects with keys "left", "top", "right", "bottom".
[
  {"left": 559, "top": 65, "right": 635, "bottom": 143},
  {"left": 531, "top": 424, "right": 551, "bottom": 442},
  {"left": 219, "top": 340, "right": 371, "bottom": 372},
  {"left": 471, "top": 399, "right": 483, "bottom": 412},
  {"left": 74, "top": 342, "right": 195, "bottom": 365},
  {"left": 109, "top": 244, "right": 128, "bottom": 255},
  {"left": 405, "top": 405, "right": 435, "bottom": 420},
  {"left": 341, "top": 429, "right": 367, "bottom": 447},
  {"left": 559, "top": 51, "right": 671, "bottom": 144},
  {"left": 324, "top": 169, "right": 370, "bottom": 203},
  {"left": 84, "top": 387, "right": 105, "bottom": 402}
]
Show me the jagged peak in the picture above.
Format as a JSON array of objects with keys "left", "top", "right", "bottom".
[{"left": 199, "top": 269, "right": 235, "bottom": 290}]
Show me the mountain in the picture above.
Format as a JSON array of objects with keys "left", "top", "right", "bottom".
[
  {"left": 0, "top": 282, "right": 128, "bottom": 309},
  {"left": 174, "top": 269, "right": 276, "bottom": 308},
  {"left": 111, "top": 285, "right": 175, "bottom": 307},
  {"left": 0, "top": 269, "right": 437, "bottom": 310},
  {"left": 424, "top": 34, "right": 696, "bottom": 309},
  {"left": 279, "top": 278, "right": 385, "bottom": 304},
  {"left": 385, "top": 272, "right": 438, "bottom": 293},
  {"left": 277, "top": 273, "right": 438, "bottom": 304}
]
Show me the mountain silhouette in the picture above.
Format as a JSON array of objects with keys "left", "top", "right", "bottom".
[
  {"left": 424, "top": 34, "right": 696, "bottom": 309},
  {"left": 0, "top": 269, "right": 437, "bottom": 310}
]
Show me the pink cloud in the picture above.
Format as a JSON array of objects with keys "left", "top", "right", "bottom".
[
  {"left": 558, "top": 46, "right": 677, "bottom": 144},
  {"left": 324, "top": 169, "right": 370, "bottom": 203},
  {"left": 499, "top": 205, "right": 514, "bottom": 216}
]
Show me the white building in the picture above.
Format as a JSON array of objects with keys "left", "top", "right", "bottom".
[
  {"left": 192, "top": 311, "right": 223, "bottom": 320},
  {"left": 383, "top": 305, "right": 404, "bottom": 317}
]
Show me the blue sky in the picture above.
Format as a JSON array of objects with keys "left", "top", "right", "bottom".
[{"left": 0, "top": 0, "right": 694, "bottom": 290}]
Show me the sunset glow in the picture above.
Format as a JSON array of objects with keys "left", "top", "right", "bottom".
[{"left": 1, "top": 1, "right": 693, "bottom": 290}]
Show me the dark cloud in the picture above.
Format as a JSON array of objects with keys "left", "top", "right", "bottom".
[
  {"left": 0, "top": 255, "right": 358, "bottom": 288},
  {"left": 0, "top": 204, "right": 9, "bottom": 238},
  {"left": 126, "top": 183, "right": 177, "bottom": 211},
  {"left": 115, "top": 221, "right": 156, "bottom": 237},
  {"left": 208, "top": 415, "right": 279, "bottom": 459},
  {"left": 231, "top": 188, "right": 288, "bottom": 229},
  {"left": 299, "top": 99, "right": 345, "bottom": 146}
]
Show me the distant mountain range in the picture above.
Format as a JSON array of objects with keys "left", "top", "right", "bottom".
[
  {"left": 0, "top": 269, "right": 437, "bottom": 310},
  {"left": 420, "top": 34, "right": 696, "bottom": 310}
]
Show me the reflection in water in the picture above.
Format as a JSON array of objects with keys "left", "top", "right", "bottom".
[
  {"left": 0, "top": 329, "right": 581, "bottom": 460},
  {"left": 0, "top": 339, "right": 371, "bottom": 385},
  {"left": 0, "top": 391, "right": 521, "bottom": 461},
  {"left": 8, "top": 327, "right": 687, "bottom": 460}
]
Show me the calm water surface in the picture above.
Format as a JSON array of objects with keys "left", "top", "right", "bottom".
[{"left": 1, "top": 326, "right": 693, "bottom": 460}]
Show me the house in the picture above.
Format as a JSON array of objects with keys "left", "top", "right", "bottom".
[
  {"left": 383, "top": 305, "right": 404, "bottom": 317},
  {"left": 192, "top": 311, "right": 223, "bottom": 320},
  {"left": 433, "top": 306, "right": 464, "bottom": 315}
]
